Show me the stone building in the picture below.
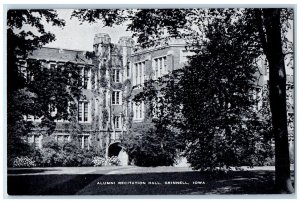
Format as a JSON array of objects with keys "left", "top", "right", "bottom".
[
  {"left": 21, "top": 33, "right": 294, "bottom": 164},
  {"left": 22, "top": 33, "right": 192, "bottom": 162}
]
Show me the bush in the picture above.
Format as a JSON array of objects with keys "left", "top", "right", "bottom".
[
  {"left": 81, "top": 149, "right": 98, "bottom": 166},
  {"left": 39, "top": 148, "right": 57, "bottom": 167},
  {"left": 92, "top": 156, "right": 106, "bottom": 167},
  {"left": 12, "top": 156, "right": 36, "bottom": 168},
  {"left": 124, "top": 121, "right": 179, "bottom": 167},
  {"left": 52, "top": 150, "right": 67, "bottom": 166},
  {"left": 107, "top": 156, "right": 121, "bottom": 166},
  {"left": 43, "top": 136, "right": 61, "bottom": 150},
  {"left": 11, "top": 135, "right": 106, "bottom": 167},
  {"left": 34, "top": 139, "right": 102, "bottom": 167},
  {"left": 7, "top": 136, "right": 35, "bottom": 167},
  {"left": 63, "top": 140, "right": 80, "bottom": 153}
]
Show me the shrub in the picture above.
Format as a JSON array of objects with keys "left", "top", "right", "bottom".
[
  {"left": 108, "top": 156, "right": 121, "bottom": 166},
  {"left": 43, "top": 136, "right": 60, "bottom": 151},
  {"left": 63, "top": 140, "right": 80, "bottom": 153},
  {"left": 15, "top": 136, "right": 106, "bottom": 167},
  {"left": 52, "top": 150, "right": 67, "bottom": 166},
  {"left": 124, "top": 121, "right": 179, "bottom": 167},
  {"left": 39, "top": 148, "right": 56, "bottom": 167},
  {"left": 12, "top": 156, "right": 36, "bottom": 168},
  {"left": 92, "top": 156, "right": 106, "bottom": 167},
  {"left": 7, "top": 136, "right": 35, "bottom": 167},
  {"left": 81, "top": 149, "right": 98, "bottom": 166}
]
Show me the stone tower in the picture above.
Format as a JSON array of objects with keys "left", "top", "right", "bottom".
[
  {"left": 118, "top": 36, "right": 134, "bottom": 132},
  {"left": 93, "top": 33, "right": 112, "bottom": 153}
]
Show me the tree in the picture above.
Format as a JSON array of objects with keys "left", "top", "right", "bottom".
[
  {"left": 72, "top": 8, "right": 294, "bottom": 193},
  {"left": 123, "top": 119, "right": 180, "bottom": 167},
  {"left": 7, "top": 10, "right": 83, "bottom": 160},
  {"left": 255, "top": 8, "right": 294, "bottom": 193},
  {"left": 134, "top": 12, "right": 273, "bottom": 170}
]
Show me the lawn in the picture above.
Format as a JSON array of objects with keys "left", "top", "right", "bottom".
[{"left": 7, "top": 167, "right": 294, "bottom": 195}]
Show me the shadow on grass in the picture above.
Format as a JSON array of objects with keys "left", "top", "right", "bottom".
[
  {"left": 7, "top": 170, "right": 294, "bottom": 195},
  {"left": 7, "top": 168, "right": 61, "bottom": 175}
]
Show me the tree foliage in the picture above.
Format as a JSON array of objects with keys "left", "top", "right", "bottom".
[
  {"left": 123, "top": 120, "right": 180, "bottom": 167},
  {"left": 134, "top": 11, "right": 273, "bottom": 170},
  {"left": 72, "top": 8, "right": 294, "bottom": 193},
  {"left": 7, "top": 10, "right": 84, "bottom": 160}
]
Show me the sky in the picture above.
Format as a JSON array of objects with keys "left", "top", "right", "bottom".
[
  {"left": 44, "top": 9, "right": 133, "bottom": 51},
  {"left": 26, "top": 9, "right": 293, "bottom": 52}
]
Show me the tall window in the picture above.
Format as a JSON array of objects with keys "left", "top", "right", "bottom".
[
  {"left": 80, "top": 135, "right": 90, "bottom": 149},
  {"left": 133, "top": 102, "right": 144, "bottom": 120},
  {"left": 112, "top": 69, "right": 120, "bottom": 82},
  {"left": 134, "top": 61, "right": 145, "bottom": 86},
  {"left": 153, "top": 57, "right": 167, "bottom": 79},
  {"left": 114, "top": 115, "right": 121, "bottom": 129},
  {"left": 94, "top": 72, "right": 98, "bottom": 89},
  {"left": 162, "top": 56, "right": 167, "bottom": 74},
  {"left": 28, "top": 135, "right": 41, "bottom": 149},
  {"left": 112, "top": 91, "right": 121, "bottom": 105},
  {"left": 34, "top": 135, "right": 40, "bottom": 149},
  {"left": 155, "top": 59, "right": 159, "bottom": 78},
  {"left": 127, "top": 62, "right": 130, "bottom": 77},
  {"left": 84, "top": 136, "right": 89, "bottom": 149},
  {"left": 78, "top": 101, "right": 89, "bottom": 122},
  {"left": 138, "top": 63, "right": 141, "bottom": 84},
  {"left": 135, "top": 64, "right": 138, "bottom": 85},
  {"left": 81, "top": 67, "right": 91, "bottom": 89},
  {"left": 83, "top": 68, "right": 88, "bottom": 88}
]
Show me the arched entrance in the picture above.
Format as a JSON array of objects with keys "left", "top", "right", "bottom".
[
  {"left": 108, "top": 142, "right": 129, "bottom": 166},
  {"left": 108, "top": 142, "right": 122, "bottom": 157}
]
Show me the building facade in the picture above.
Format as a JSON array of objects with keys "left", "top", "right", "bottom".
[
  {"left": 22, "top": 33, "right": 192, "bottom": 160},
  {"left": 21, "top": 33, "right": 294, "bottom": 163}
]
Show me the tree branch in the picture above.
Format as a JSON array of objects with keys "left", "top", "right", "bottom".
[{"left": 255, "top": 9, "right": 270, "bottom": 58}]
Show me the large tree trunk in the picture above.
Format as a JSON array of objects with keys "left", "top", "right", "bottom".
[{"left": 262, "top": 8, "right": 294, "bottom": 193}]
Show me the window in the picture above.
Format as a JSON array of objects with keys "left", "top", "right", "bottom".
[
  {"left": 82, "top": 67, "right": 91, "bottom": 89},
  {"left": 112, "top": 91, "right": 122, "bottom": 105},
  {"left": 84, "top": 68, "right": 88, "bottom": 88},
  {"left": 94, "top": 72, "right": 98, "bottom": 89},
  {"left": 84, "top": 136, "right": 89, "bottom": 149},
  {"left": 127, "top": 62, "right": 130, "bottom": 77},
  {"left": 163, "top": 56, "right": 167, "bottom": 74},
  {"left": 114, "top": 115, "right": 121, "bottom": 129},
  {"left": 153, "top": 57, "right": 167, "bottom": 79},
  {"left": 57, "top": 135, "right": 70, "bottom": 144},
  {"left": 34, "top": 135, "right": 40, "bottom": 149},
  {"left": 80, "top": 134, "right": 90, "bottom": 149},
  {"left": 133, "top": 102, "right": 144, "bottom": 120},
  {"left": 28, "top": 135, "right": 41, "bottom": 149},
  {"left": 78, "top": 101, "right": 89, "bottom": 122},
  {"left": 135, "top": 64, "right": 139, "bottom": 85},
  {"left": 112, "top": 69, "right": 120, "bottom": 82},
  {"left": 133, "top": 61, "right": 145, "bottom": 86},
  {"left": 159, "top": 58, "right": 163, "bottom": 76}
]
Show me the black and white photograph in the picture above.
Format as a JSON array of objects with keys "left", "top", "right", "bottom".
[{"left": 4, "top": 6, "right": 295, "bottom": 196}]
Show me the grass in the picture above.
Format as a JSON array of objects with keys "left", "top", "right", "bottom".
[{"left": 7, "top": 169, "right": 294, "bottom": 195}]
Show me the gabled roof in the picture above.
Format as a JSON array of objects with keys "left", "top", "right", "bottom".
[{"left": 28, "top": 47, "right": 93, "bottom": 65}]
